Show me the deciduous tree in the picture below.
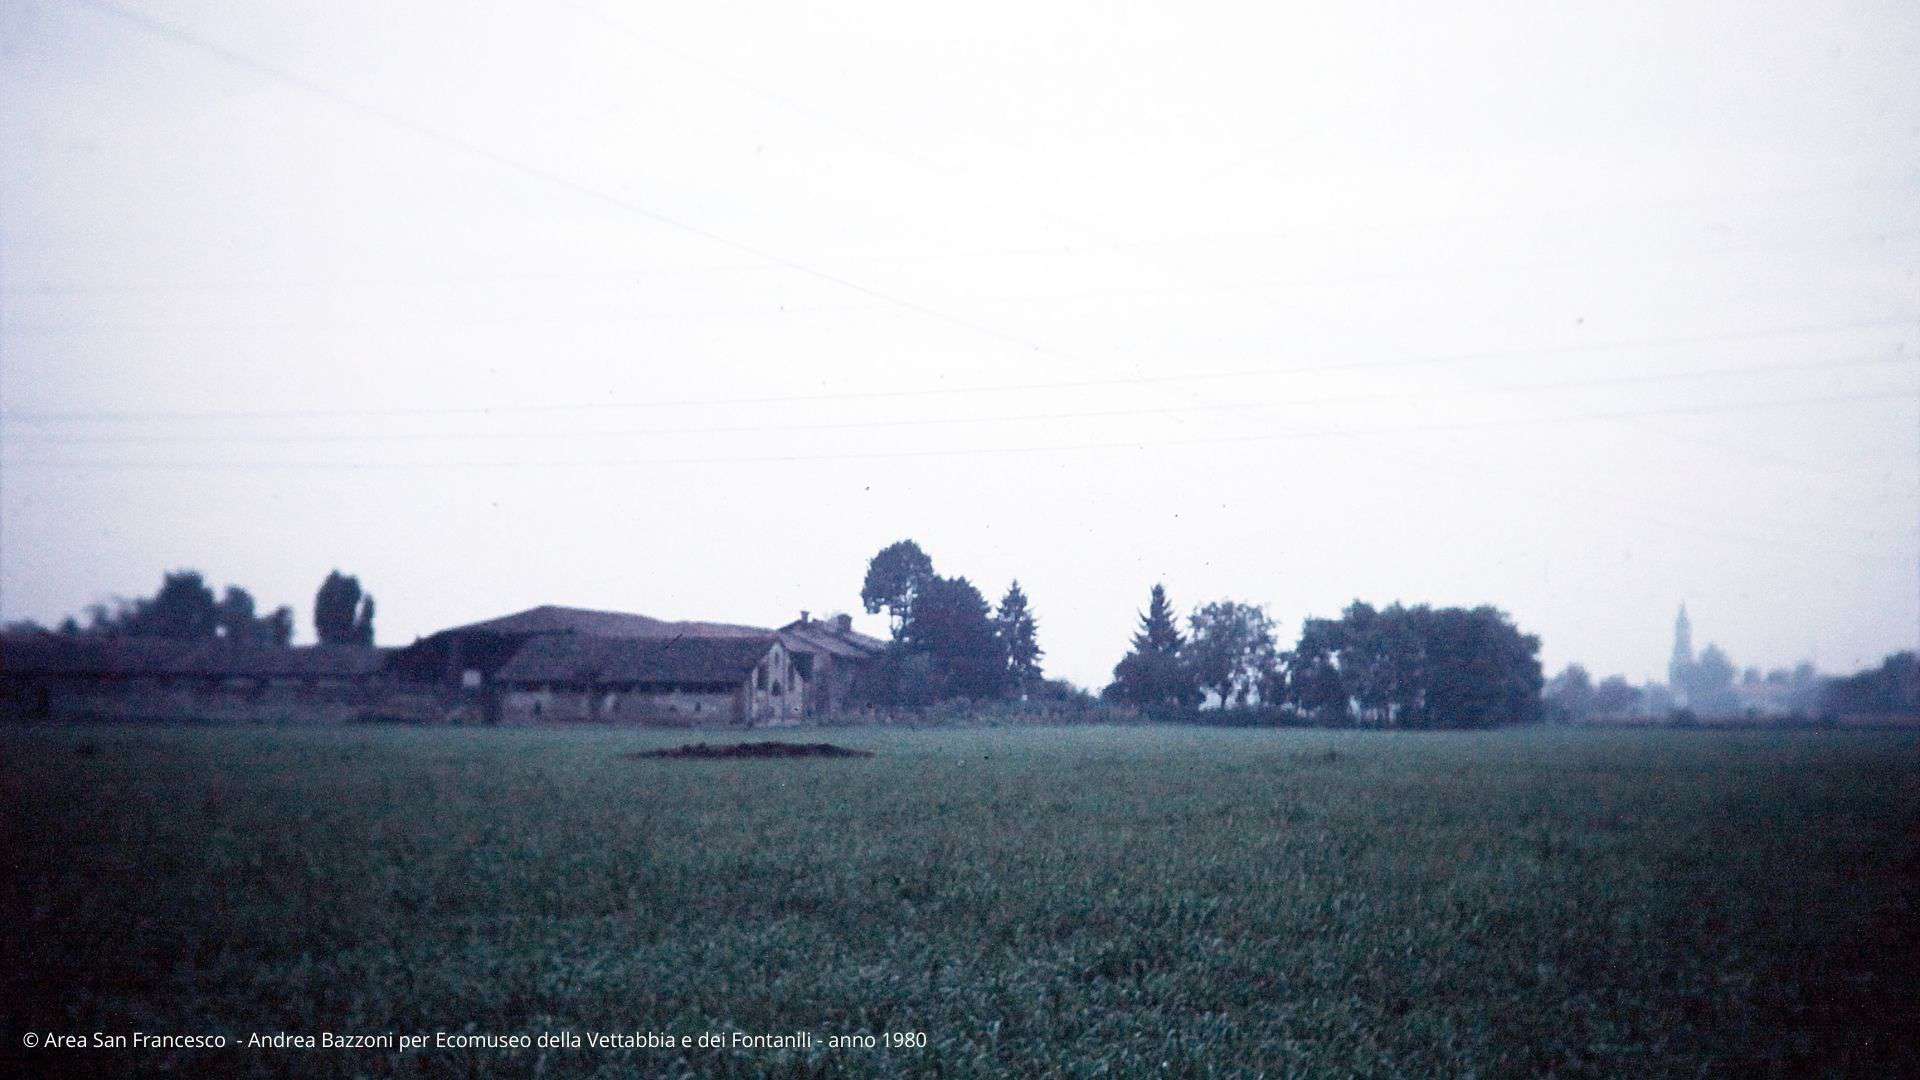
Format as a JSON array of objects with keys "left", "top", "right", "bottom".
[
  {"left": 315, "top": 570, "right": 375, "bottom": 646},
  {"left": 1593, "top": 675, "right": 1643, "bottom": 717},
  {"left": 1276, "top": 601, "right": 1542, "bottom": 728},
  {"left": 1545, "top": 663, "right": 1595, "bottom": 721},
  {"left": 133, "top": 571, "right": 219, "bottom": 640},
  {"left": 860, "top": 540, "right": 935, "bottom": 635},
  {"left": 1186, "top": 600, "right": 1279, "bottom": 707}
]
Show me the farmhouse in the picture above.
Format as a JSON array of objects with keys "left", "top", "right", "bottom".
[
  {"left": 491, "top": 633, "right": 803, "bottom": 725},
  {"left": 780, "top": 611, "right": 887, "bottom": 717},
  {"left": 388, "top": 604, "right": 885, "bottom": 724}
]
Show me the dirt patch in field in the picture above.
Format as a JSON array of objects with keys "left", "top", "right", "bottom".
[{"left": 626, "top": 741, "right": 874, "bottom": 760}]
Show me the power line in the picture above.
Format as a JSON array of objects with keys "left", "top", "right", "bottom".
[
  {"left": 9, "top": 219, "right": 1911, "bottom": 301},
  {"left": 66, "top": 0, "right": 1084, "bottom": 369},
  {"left": 1350, "top": 439, "right": 1889, "bottom": 565},
  {"left": 5, "top": 386, "right": 1911, "bottom": 471},
  {"left": 8, "top": 349, "right": 1913, "bottom": 446},
  {"left": 4, "top": 314, "right": 1910, "bottom": 425},
  {"left": 10, "top": 226, "right": 1916, "bottom": 331},
  {"left": 0, "top": 243, "right": 1082, "bottom": 297},
  {"left": 560, "top": 0, "right": 1217, "bottom": 291},
  {"left": 558, "top": 1, "right": 963, "bottom": 180},
  {"left": 76, "top": 0, "right": 1912, "bottom": 425}
]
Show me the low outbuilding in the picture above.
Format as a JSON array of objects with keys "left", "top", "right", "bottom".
[{"left": 0, "top": 634, "right": 390, "bottom": 722}]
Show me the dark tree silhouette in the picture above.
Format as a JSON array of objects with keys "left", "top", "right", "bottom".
[
  {"left": 1186, "top": 600, "right": 1279, "bottom": 707},
  {"left": 1593, "top": 675, "right": 1643, "bottom": 717},
  {"left": 1276, "top": 601, "right": 1542, "bottom": 728},
  {"left": 217, "top": 587, "right": 299, "bottom": 646},
  {"left": 353, "top": 595, "right": 375, "bottom": 647},
  {"left": 1821, "top": 652, "right": 1918, "bottom": 717},
  {"left": 1106, "top": 583, "right": 1200, "bottom": 708},
  {"left": 860, "top": 540, "right": 935, "bottom": 634},
  {"left": 1545, "top": 663, "right": 1595, "bottom": 721},
  {"left": 263, "top": 606, "right": 295, "bottom": 647},
  {"left": 315, "top": 571, "right": 375, "bottom": 646},
  {"left": 1133, "top": 583, "right": 1183, "bottom": 654},
  {"left": 1280, "top": 616, "right": 1351, "bottom": 723},
  {"left": 899, "top": 575, "right": 1008, "bottom": 700},
  {"left": 995, "top": 580, "right": 1043, "bottom": 693},
  {"left": 132, "top": 571, "right": 219, "bottom": 640},
  {"left": 217, "top": 587, "right": 259, "bottom": 643}
]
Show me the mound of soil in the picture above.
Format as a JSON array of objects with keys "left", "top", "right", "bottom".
[{"left": 627, "top": 741, "right": 874, "bottom": 760}]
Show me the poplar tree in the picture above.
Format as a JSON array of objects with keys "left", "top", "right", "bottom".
[{"left": 315, "top": 571, "right": 376, "bottom": 646}]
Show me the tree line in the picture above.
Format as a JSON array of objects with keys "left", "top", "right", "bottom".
[
  {"left": 849, "top": 541, "right": 1546, "bottom": 728},
  {"left": 850, "top": 540, "right": 1059, "bottom": 708},
  {"left": 1820, "top": 652, "right": 1918, "bottom": 718},
  {"left": 1102, "top": 587, "right": 1544, "bottom": 728},
  {"left": 8, "top": 569, "right": 378, "bottom": 647}
]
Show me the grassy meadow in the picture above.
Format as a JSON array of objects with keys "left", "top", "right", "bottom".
[{"left": 2, "top": 723, "right": 1917, "bottom": 1077}]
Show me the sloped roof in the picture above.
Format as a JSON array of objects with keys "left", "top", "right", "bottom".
[
  {"left": 175, "top": 643, "right": 391, "bottom": 678},
  {"left": 780, "top": 621, "right": 886, "bottom": 660},
  {"left": 1, "top": 635, "right": 190, "bottom": 676},
  {"left": 0, "top": 635, "right": 389, "bottom": 678},
  {"left": 493, "top": 633, "right": 777, "bottom": 686},
  {"left": 433, "top": 605, "right": 771, "bottom": 641}
]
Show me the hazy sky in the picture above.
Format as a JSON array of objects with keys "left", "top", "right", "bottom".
[{"left": 3, "top": 0, "right": 1917, "bottom": 688}]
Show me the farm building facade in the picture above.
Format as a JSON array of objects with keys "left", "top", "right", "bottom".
[
  {"left": 492, "top": 634, "right": 803, "bottom": 725},
  {"left": 2, "top": 605, "right": 885, "bottom": 727},
  {"left": 390, "top": 605, "right": 884, "bottom": 726}
]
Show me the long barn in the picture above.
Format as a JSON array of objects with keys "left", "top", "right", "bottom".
[
  {"left": 491, "top": 633, "right": 803, "bottom": 726},
  {"left": 388, "top": 605, "right": 885, "bottom": 725}
]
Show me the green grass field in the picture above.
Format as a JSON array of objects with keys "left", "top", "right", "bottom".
[{"left": 3, "top": 724, "right": 1916, "bottom": 1077}]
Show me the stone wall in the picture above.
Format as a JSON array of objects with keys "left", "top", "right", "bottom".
[{"left": 498, "top": 685, "right": 745, "bottom": 725}]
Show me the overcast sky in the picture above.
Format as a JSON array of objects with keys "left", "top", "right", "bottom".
[{"left": 3, "top": 0, "right": 1917, "bottom": 688}]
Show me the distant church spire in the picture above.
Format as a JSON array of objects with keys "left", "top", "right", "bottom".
[{"left": 1668, "top": 603, "right": 1695, "bottom": 698}]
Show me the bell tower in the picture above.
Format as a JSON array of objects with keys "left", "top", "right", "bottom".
[{"left": 1668, "top": 604, "right": 1695, "bottom": 700}]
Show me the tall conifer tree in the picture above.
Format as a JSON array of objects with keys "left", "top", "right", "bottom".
[{"left": 996, "top": 580, "right": 1043, "bottom": 692}]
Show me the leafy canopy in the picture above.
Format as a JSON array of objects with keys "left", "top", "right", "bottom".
[{"left": 314, "top": 570, "right": 376, "bottom": 646}]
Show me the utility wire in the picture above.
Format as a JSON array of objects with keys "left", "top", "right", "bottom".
[
  {"left": 66, "top": 0, "right": 1083, "bottom": 370},
  {"left": 10, "top": 227, "right": 1916, "bottom": 332},
  {"left": 558, "top": 1, "right": 963, "bottom": 179},
  {"left": 562, "top": 0, "right": 1212, "bottom": 290},
  {"left": 5, "top": 386, "right": 1910, "bottom": 471},
  {"left": 1348, "top": 438, "right": 1891, "bottom": 564},
  {"left": 9, "top": 350, "right": 1913, "bottom": 446},
  {"left": 9, "top": 219, "right": 1911, "bottom": 300},
  {"left": 4, "top": 314, "right": 1910, "bottom": 425}
]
